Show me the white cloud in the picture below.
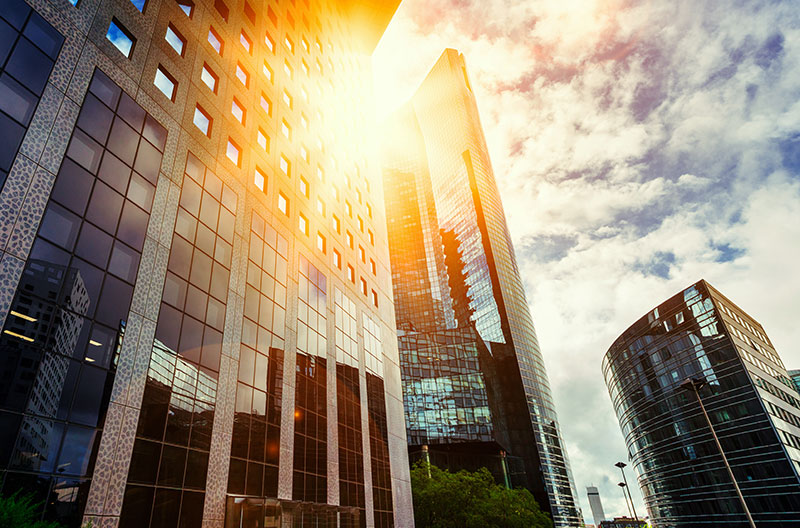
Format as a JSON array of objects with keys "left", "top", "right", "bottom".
[{"left": 374, "top": 0, "right": 800, "bottom": 523}]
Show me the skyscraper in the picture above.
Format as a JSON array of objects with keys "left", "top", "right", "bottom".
[
  {"left": 788, "top": 369, "right": 800, "bottom": 395},
  {"left": 0, "top": 0, "right": 412, "bottom": 526},
  {"left": 586, "top": 486, "right": 606, "bottom": 527},
  {"left": 382, "top": 48, "right": 582, "bottom": 526},
  {"left": 603, "top": 280, "right": 800, "bottom": 526}
]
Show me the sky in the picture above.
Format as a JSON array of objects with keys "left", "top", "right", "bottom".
[{"left": 372, "top": 0, "right": 800, "bottom": 523}]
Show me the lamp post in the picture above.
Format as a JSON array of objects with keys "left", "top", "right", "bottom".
[
  {"left": 618, "top": 482, "right": 633, "bottom": 520},
  {"left": 680, "top": 377, "right": 756, "bottom": 528},
  {"left": 615, "top": 461, "right": 638, "bottom": 521}
]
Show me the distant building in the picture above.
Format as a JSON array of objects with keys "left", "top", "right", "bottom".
[
  {"left": 587, "top": 486, "right": 606, "bottom": 526},
  {"left": 789, "top": 369, "right": 800, "bottom": 395},
  {"left": 603, "top": 280, "right": 800, "bottom": 526},
  {"left": 382, "top": 48, "right": 582, "bottom": 526},
  {"left": 600, "top": 517, "right": 647, "bottom": 528}
]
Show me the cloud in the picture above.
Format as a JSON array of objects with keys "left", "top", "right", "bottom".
[{"left": 373, "top": 0, "right": 800, "bottom": 523}]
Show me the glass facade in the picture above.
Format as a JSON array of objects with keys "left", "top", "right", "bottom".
[
  {"left": 603, "top": 280, "right": 800, "bottom": 526},
  {"left": 0, "top": 0, "right": 411, "bottom": 526},
  {"left": 0, "top": 67, "right": 164, "bottom": 525},
  {"left": 382, "top": 48, "right": 582, "bottom": 526}
]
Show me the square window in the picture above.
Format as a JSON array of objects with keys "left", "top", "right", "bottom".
[
  {"left": 278, "top": 192, "right": 288, "bottom": 215},
  {"left": 333, "top": 187, "right": 340, "bottom": 201},
  {"left": 226, "top": 139, "right": 241, "bottom": 166},
  {"left": 317, "top": 233, "right": 325, "bottom": 253},
  {"left": 298, "top": 213, "right": 308, "bottom": 235},
  {"left": 371, "top": 290, "right": 378, "bottom": 307},
  {"left": 263, "top": 62, "right": 273, "bottom": 82},
  {"left": 316, "top": 199, "right": 324, "bottom": 216},
  {"left": 201, "top": 64, "right": 218, "bottom": 93},
  {"left": 347, "top": 265, "right": 354, "bottom": 283},
  {"left": 231, "top": 98, "right": 245, "bottom": 124},
  {"left": 301, "top": 146, "right": 308, "bottom": 162},
  {"left": 332, "top": 215, "right": 340, "bottom": 234},
  {"left": 368, "top": 230, "right": 374, "bottom": 245},
  {"left": 333, "top": 249, "right": 341, "bottom": 269},
  {"left": 360, "top": 278, "right": 367, "bottom": 296},
  {"left": 165, "top": 24, "right": 186, "bottom": 55},
  {"left": 257, "top": 129, "right": 269, "bottom": 152},
  {"left": 284, "top": 60, "right": 293, "bottom": 79},
  {"left": 240, "top": 31, "right": 252, "bottom": 53},
  {"left": 359, "top": 246, "right": 365, "bottom": 263},
  {"left": 235, "top": 63, "right": 249, "bottom": 87},
  {"left": 214, "top": 0, "right": 229, "bottom": 21},
  {"left": 208, "top": 27, "right": 223, "bottom": 54},
  {"left": 299, "top": 177, "right": 308, "bottom": 197},
  {"left": 370, "top": 259, "right": 376, "bottom": 275},
  {"left": 300, "top": 114, "right": 307, "bottom": 128},
  {"left": 107, "top": 19, "right": 135, "bottom": 58},
  {"left": 280, "top": 155, "right": 290, "bottom": 177},
  {"left": 243, "top": 1, "right": 256, "bottom": 24},
  {"left": 193, "top": 105, "right": 211, "bottom": 136},
  {"left": 301, "top": 87, "right": 308, "bottom": 101},
  {"left": 301, "top": 36, "right": 309, "bottom": 52},
  {"left": 265, "top": 33, "right": 275, "bottom": 52},
  {"left": 282, "top": 90, "right": 292, "bottom": 109},
  {"left": 284, "top": 35, "right": 293, "bottom": 53},
  {"left": 260, "top": 94, "right": 271, "bottom": 115},
  {"left": 345, "top": 201, "right": 352, "bottom": 217},
  {"left": 154, "top": 65, "right": 177, "bottom": 101},
  {"left": 367, "top": 203, "right": 372, "bottom": 218},
  {"left": 177, "top": 0, "right": 194, "bottom": 17},
  {"left": 254, "top": 167, "right": 266, "bottom": 191},
  {"left": 358, "top": 216, "right": 364, "bottom": 232},
  {"left": 281, "top": 120, "right": 291, "bottom": 140},
  {"left": 301, "top": 60, "right": 309, "bottom": 76},
  {"left": 346, "top": 231, "right": 353, "bottom": 249}
]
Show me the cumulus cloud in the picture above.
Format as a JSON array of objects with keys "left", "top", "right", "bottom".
[{"left": 373, "top": 0, "right": 800, "bottom": 523}]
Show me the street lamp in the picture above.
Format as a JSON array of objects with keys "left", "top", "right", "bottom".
[
  {"left": 680, "top": 377, "right": 756, "bottom": 528},
  {"left": 615, "top": 461, "right": 638, "bottom": 521},
  {"left": 618, "top": 482, "right": 633, "bottom": 520}
]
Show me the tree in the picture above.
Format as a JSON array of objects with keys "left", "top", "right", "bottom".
[
  {"left": 410, "top": 462, "right": 553, "bottom": 528},
  {"left": 0, "top": 491, "right": 62, "bottom": 528}
]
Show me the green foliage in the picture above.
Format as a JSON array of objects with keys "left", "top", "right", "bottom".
[
  {"left": 0, "top": 491, "right": 62, "bottom": 528},
  {"left": 410, "top": 461, "right": 553, "bottom": 528}
]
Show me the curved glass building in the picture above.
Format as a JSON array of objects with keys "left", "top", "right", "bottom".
[{"left": 603, "top": 280, "right": 800, "bottom": 527}]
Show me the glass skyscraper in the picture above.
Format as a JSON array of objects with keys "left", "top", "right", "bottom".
[
  {"left": 604, "top": 280, "right": 800, "bottom": 526},
  {"left": 0, "top": 0, "right": 413, "bottom": 526},
  {"left": 382, "top": 48, "right": 582, "bottom": 527}
]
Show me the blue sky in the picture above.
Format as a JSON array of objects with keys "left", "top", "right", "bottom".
[{"left": 373, "top": 0, "right": 800, "bottom": 523}]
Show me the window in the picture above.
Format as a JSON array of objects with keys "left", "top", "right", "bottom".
[
  {"left": 201, "top": 63, "right": 218, "bottom": 93},
  {"left": 299, "top": 177, "right": 309, "bottom": 197},
  {"left": 254, "top": 167, "right": 266, "bottom": 191},
  {"left": 281, "top": 120, "right": 291, "bottom": 140},
  {"left": 298, "top": 213, "right": 308, "bottom": 235},
  {"left": 301, "top": 146, "right": 308, "bottom": 162},
  {"left": 235, "top": 63, "right": 249, "bottom": 87},
  {"left": 243, "top": 1, "right": 256, "bottom": 24},
  {"left": 231, "top": 98, "right": 245, "bottom": 124},
  {"left": 107, "top": 19, "right": 135, "bottom": 58},
  {"left": 356, "top": 188, "right": 362, "bottom": 203},
  {"left": 358, "top": 216, "right": 364, "bottom": 232},
  {"left": 367, "top": 203, "right": 372, "bottom": 218},
  {"left": 368, "top": 230, "right": 374, "bottom": 245},
  {"left": 284, "top": 35, "right": 294, "bottom": 53},
  {"left": 332, "top": 215, "right": 340, "bottom": 233},
  {"left": 176, "top": 0, "right": 194, "bottom": 17},
  {"left": 278, "top": 192, "right": 289, "bottom": 215},
  {"left": 238, "top": 32, "right": 253, "bottom": 55},
  {"left": 154, "top": 65, "right": 177, "bottom": 101},
  {"left": 260, "top": 94, "right": 271, "bottom": 115},
  {"left": 360, "top": 278, "right": 367, "bottom": 296},
  {"left": 316, "top": 198, "right": 325, "bottom": 216},
  {"left": 333, "top": 187, "right": 340, "bottom": 201},
  {"left": 333, "top": 249, "right": 341, "bottom": 269},
  {"left": 164, "top": 24, "right": 186, "bottom": 56},
  {"left": 280, "top": 155, "right": 290, "bottom": 177},
  {"left": 301, "top": 36, "right": 309, "bottom": 52},
  {"left": 284, "top": 60, "right": 293, "bottom": 79},
  {"left": 347, "top": 265, "right": 354, "bottom": 283},
  {"left": 315, "top": 37, "right": 322, "bottom": 53},
  {"left": 208, "top": 27, "right": 223, "bottom": 54},
  {"left": 359, "top": 246, "right": 365, "bottom": 263},
  {"left": 214, "top": 0, "right": 229, "bottom": 21},
  {"left": 371, "top": 290, "right": 378, "bottom": 307},
  {"left": 316, "top": 166, "right": 323, "bottom": 181},
  {"left": 345, "top": 201, "right": 352, "bottom": 217},
  {"left": 301, "top": 60, "right": 309, "bottom": 76},
  {"left": 370, "top": 259, "right": 376, "bottom": 275},
  {"left": 282, "top": 90, "right": 293, "bottom": 109},
  {"left": 346, "top": 231, "right": 353, "bottom": 249},
  {"left": 257, "top": 129, "right": 269, "bottom": 152},
  {"left": 265, "top": 33, "right": 275, "bottom": 52},
  {"left": 193, "top": 105, "right": 211, "bottom": 136},
  {"left": 317, "top": 233, "right": 325, "bottom": 253},
  {"left": 301, "top": 87, "right": 308, "bottom": 101},
  {"left": 226, "top": 139, "right": 241, "bottom": 166},
  {"left": 263, "top": 61, "right": 273, "bottom": 82},
  {"left": 300, "top": 113, "right": 308, "bottom": 128}
]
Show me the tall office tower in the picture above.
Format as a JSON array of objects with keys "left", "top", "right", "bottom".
[
  {"left": 586, "top": 486, "right": 606, "bottom": 527},
  {"left": 603, "top": 280, "right": 800, "bottom": 526},
  {"left": 382, "top": 48, "right": 582, "bottom": 526},
  {"left": 789, "top": 369, "right": 800, "bottom": 395},
  {"left": 0, "top": 0, "right": 413, "bottom": 527}
]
